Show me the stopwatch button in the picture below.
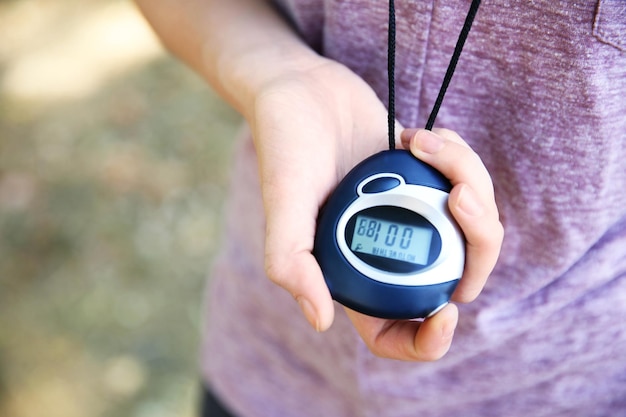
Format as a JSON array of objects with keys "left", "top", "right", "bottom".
[{"left": 361, "top": 176, "right": 401, "bottom": 193}]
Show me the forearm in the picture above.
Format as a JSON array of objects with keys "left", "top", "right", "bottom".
[{"left": 134, "top": 0, "right": 324, "bottom": 120}]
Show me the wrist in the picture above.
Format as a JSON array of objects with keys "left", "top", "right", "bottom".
[{"left": 215, "top": 42, "right": 327, "bottom": 120}]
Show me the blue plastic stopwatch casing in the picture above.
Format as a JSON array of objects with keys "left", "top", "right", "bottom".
[{"left": 313, "top": 150, "right": 465, "bottom": 319}]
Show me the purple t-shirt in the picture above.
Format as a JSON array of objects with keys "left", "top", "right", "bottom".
[{"left": 202, "top": 1, "right": 626, "bottom": 416}]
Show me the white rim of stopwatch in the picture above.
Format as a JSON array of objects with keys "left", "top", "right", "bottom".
[{"left": 336, "top": 176, "right": 465, "bottom": 287}]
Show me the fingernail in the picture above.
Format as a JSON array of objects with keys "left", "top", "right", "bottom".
[
  {"left": 413, "top": 129, "right": 444, "bottom": 154},
  {"left": 297, "top": 296, "right": 320, "bottom": 332},
  {"left": 457, "top": 185, "right": 484, "bottom": 217}
]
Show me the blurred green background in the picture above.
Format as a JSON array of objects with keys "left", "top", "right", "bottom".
[{"left": 0, "top": 0, "right": 241, "bottom": 416}]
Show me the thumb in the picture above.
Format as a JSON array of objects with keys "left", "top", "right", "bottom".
[{"left": 263, "top": 195, "right": 335, "bottom": 332}]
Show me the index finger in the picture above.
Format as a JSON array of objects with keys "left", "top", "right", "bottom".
[{"left": 401, "top": 128, "right": 504, "bottom": 302}]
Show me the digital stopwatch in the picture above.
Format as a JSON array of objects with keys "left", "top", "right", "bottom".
[{"left": 313, "top": 150, "right": 465, "bottom": 319}]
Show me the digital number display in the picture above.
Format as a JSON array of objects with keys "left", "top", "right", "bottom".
[{"left": 350, "top": 215, "right": 433, "bottom": 265}]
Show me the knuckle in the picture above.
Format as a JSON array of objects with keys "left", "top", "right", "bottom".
[
  {"left": 367, "top": 338, "right": 402, "bottom": 360},
  {"left": 445, "top": 145, "right": 485, "bottom": 179},
  {"left": 409, "top": 345, "right": 446, "bottom": 362},
  {"left": 434, "top": 127, "right": 467, "bottom": 146},
  {"left": 264, "top": 252, "right": 289, "bottom": 288},
  {"left": 480, "top": 218, "right": 504, "bottom": 253},
  {"left": 368, "top": 345, "right": 389, "bottom": 359},
  {"left": 471, "top": 223, "right": 503, "bottom": 255}
]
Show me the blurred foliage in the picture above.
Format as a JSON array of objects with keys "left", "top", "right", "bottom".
[{"left": 0, "top": 1, "right": 241, "bottom": 416}]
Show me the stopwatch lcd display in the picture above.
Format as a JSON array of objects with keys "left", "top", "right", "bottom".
[
  {"left": 350, "top": 215, "right": 433, "bottom": 265},
  {"left": 344, "top": 206, "right": 442, "bottom": 274}
]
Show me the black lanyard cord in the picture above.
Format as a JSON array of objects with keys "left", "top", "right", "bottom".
[
  {"left": 388, "top": 0, "right": 397, "bottom": 149},
  {"left": 387, "top": 0, "right": 483, "bottom": 149}
]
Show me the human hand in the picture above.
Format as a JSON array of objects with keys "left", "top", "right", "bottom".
[
  {"left": 252, "top": 57, "right": 391, "bottom": 327},
  {"left": 253, "top": 58, "right": 503, "bottom": 361},
  {"left": 344, "top": 127, "right": 503, "bottom": 360}
]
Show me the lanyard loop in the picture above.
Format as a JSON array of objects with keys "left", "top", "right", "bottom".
[{"left": 387, "top": 0, "right": 483, "bottom": 149}]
